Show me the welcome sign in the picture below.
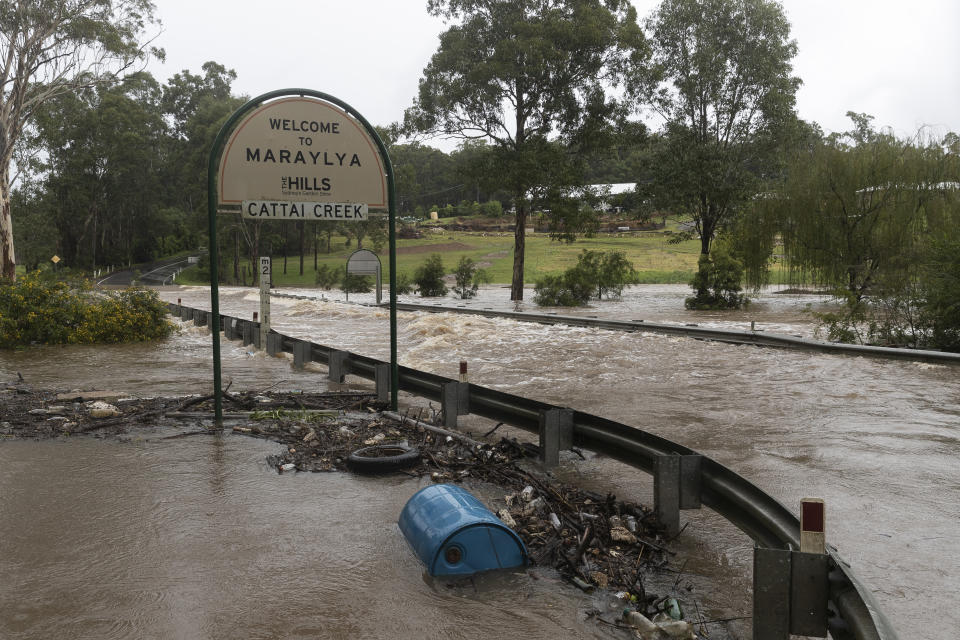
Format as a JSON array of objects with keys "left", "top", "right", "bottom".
[{"left": 218, "top": 97, "right": 387, "bottom": 217}]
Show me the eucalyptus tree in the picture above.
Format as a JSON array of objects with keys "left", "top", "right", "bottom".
[
  {"left": 30, "top": 74, "right": 169, "bottom": 268},
  {"left": 0, "top": 0, "right": 160, "bottom": 281},
  {"left": 404, "top": 0, "right": 647, "bottom": 300},
  {"left": 632, "top": 0, "right": 800, "bottom": 305}
]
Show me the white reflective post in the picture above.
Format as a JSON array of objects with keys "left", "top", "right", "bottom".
[{"left": 259, "top": 256, "right": 271, "bottom": 349}]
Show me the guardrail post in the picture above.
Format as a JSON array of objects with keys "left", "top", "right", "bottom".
[
  {"left": 293, "top": 340, "right": 312, "bottom": 369},
  {"left": 252, "top": 322, "right": 262, "bottom": 350},
  {"left": 241, "top": 320, "right": 254, "bottom": 346},
  {"left": 374, "top": 363, "right": 390, "bottom": 403},
  {"left": 441, "top": 381, "right": 469, "bottom": 429},
  {"left": 654, "top": 455, "right": 681, "bottom": 536},
  {"left": 654, "top": 454, "right": 702, "bottom": 536},
  {"left": 193, "top": 309, "right": 206, "bottom": 327},
  {"left": 790, "top": 551, "right": 829, "bottom": 636},
  {"left": 679, "top": 454, "right": 702, "bottom": 509},
  {"left": 539, "top": 408, "right": 573, "bottom": 468},
  {"left": 223, "top": 317, "right": 237, "bottom": 340},
  {"left": 266, "top": 332, "right": 283, "bottom": 356},
  {"left": 754, "top": 547, "right": 792, "bottom": 639},
  {"left": 180, "top": 306, "right": 192, "bottom": 321},
  {"left": 752, "top": 546, "right": 829, "bottom": 640},
  {"left": 328, "top": 350, "right": 349, "bottom": 382}
]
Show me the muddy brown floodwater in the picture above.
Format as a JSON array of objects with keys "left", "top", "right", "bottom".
[{"left": 2, "top": 284, "right": 958, "bottom": 640}]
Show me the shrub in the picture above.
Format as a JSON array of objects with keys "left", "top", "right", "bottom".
[
  {"left": 0, "top": 273, "right": 173, "bottom": 348},
  {"left": 575, "top": 249, "right": 639, "bottom": 299},
  {"left": 685, "top": 245, "right": 748, "bottom": 310},
  {"left": 342, "top": 271, "right": 372, "bottom": 294},
  {"left": 452, "top": 257, "right": 489, "bottom": 299},
  {"left": 315, "top": 264, "right": 339, "bottom": 289},
  {"left": 414, "top": 254, "right": 447, "bottom": 297},
  {"left": 533, "top": 270, "right": 594, "bottom": 307},
  {"left": 394, "top": 272, "right": 414, "bottom": 295},
  {"left": 533, "top": 249, "right": 639, "bottom": 307}
]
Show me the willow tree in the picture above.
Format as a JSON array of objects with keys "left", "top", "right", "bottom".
[
  {"left": 0, "top": 0, "right": 159, "bottom": 281},
  {"left": 741, "top": 114, "right": 960, "bottom": 345},
  {"left": 404, "top": 0, "right": 647, "bottom": 300},
  {"left": 747, "top": 114, "right": 959, "bottom": 299},
  {"left": 632, "top": 0, "right": 801, "bottom": 306}
]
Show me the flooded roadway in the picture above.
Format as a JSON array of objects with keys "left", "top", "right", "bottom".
[{"left": 2, "top": 284, "right": 958, "bottom": 639}]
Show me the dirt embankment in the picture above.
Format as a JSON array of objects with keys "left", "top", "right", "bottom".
[{"left": 395, "top": 242, "right": 474, "bottom": 255}]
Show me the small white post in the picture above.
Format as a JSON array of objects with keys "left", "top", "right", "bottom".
[
  {"left": 459, "top": 360, "right": 468, "bottom": 383},
  {"left": 259, "top": 257, "right": 271, "bottom": 349}
]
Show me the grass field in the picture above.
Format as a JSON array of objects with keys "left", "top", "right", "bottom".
[{"left": 175, "top": 229, "right": 705, "bottom": 287}]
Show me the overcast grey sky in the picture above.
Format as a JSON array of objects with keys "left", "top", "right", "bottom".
[{"left": 150, "top": 0, "right": 960, "bottom": 143}]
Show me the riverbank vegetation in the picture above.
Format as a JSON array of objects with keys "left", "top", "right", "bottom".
[
  {"left": 739, "top": 115, "right": 960, "bottom": 349},
  {"left": 0, "top": 274, "right": 172, "bottom": 348},
  {"left": 3, "top": 0, "right": 957, "bottom": 349}
]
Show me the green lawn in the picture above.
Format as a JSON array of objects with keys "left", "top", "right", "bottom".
[{"left": 176, "top": 229, "right": 705, "bottom": 286}]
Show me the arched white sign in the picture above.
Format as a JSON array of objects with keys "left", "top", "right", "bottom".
[{"left": 219, "top": 97, "right": 387, "bottom": 218}]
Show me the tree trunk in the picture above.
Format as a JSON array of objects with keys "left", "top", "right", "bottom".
[
  {"left": 511, "top": 198, "right": 527, "bottom": 301},
  {"left": 0, "top": 148, "right": 14, "bottom": 280}
]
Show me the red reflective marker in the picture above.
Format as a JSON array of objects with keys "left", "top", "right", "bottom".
[{"left": 800, "top": 498, "right": 826, "bottom": 554}]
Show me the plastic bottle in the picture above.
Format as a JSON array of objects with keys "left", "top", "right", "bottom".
[
  {"left": 280, "top": 463, "right": 296, "bottom": 472},
  {"left": 664, "top": 597, "right": 683, "bottom": 620},
  {"left": 657, "top": 620, "right": 695, "bottom": 639},
  {"left": 622, "top": 610, "right": 659, "bottom": 636}
]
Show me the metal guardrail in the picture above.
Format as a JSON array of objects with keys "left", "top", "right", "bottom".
[
  {"left": 393, "top": 302, "right": 960, "bottom": 365},
  {"left": 170, "top": 302, "right": 899, "bottom": 640}
]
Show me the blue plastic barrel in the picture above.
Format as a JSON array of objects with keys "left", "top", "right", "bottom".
[{"left": 398, "top": 484, "right": 528, "bottom": 576}]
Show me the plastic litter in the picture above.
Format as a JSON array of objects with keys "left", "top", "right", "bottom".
[
  {"left": 279, "top": 463, "right": 296, "bottom": 473},
  {"left": 88, "top": 401, "right": 120, "bottom": 418},
  {"left": 657, "top": 620, "right": 695, "bottom": 639},
  {"left": 622, "top": 610, "right": 659, "bottom": 636},
  {"left": 663, "top": 597, "right": 684, "bottom": 620},
  {"left": 520, "top": 485, "right": 536, "bottom": 502},
  {"left": 548, "top": 512, "right": 562, "bottom": 530},
  {"left": 497, "top": 508, "right": 517, "bottom": 528}
]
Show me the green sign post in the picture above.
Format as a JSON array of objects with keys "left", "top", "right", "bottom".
[{"left": 207, "top": 89, "right": 399, "bottom": 422}]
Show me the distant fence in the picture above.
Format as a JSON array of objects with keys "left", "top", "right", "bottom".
[{"left": 168, "top": 301, "right": 898, "bottom": 640}]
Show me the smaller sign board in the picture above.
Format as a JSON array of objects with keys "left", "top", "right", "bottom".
[
  {"left": 347, "top": 249, "right": 381, "bottom": 275},
  {"left": 347, "top": 249, "right": 382, "bottom": 304},
  {"left": 51, "top": 255, "right": 61, "bottom": 264}
]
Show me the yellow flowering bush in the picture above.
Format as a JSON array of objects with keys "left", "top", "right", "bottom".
[{"left": 0, "top": 274, "right": 173, "bottom": 348}]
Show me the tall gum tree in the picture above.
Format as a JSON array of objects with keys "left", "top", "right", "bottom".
[
  {"left": 632, "top": 0, "right": 800, "bottom": 301},
  {"left": 404, "top": 0, "right": 647, "bottom": 300},
  {"left": 0, "top": 0, "right": 159, "bottom": 281}
]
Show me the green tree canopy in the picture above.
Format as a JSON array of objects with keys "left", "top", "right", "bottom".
[
  {"left": 405, "top": 0, "right": 647, "bottom": 300},
  {"left": 631, "top": 0, "right": 801, "bottom": 305},
  {"left": 743, "top": 114, "right": 960, "bottom": 302},
  {"left": 0, "top": 0, "right": 161, "bottom": 280}
]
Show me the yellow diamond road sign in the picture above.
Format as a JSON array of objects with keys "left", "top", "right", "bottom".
[{"left": 51, "top": 255, "right": 60, "bottom": 264}]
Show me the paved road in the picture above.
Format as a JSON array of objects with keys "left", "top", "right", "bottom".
[{"left": 97, "top": 256, "right": 199, "bottom": 287}]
